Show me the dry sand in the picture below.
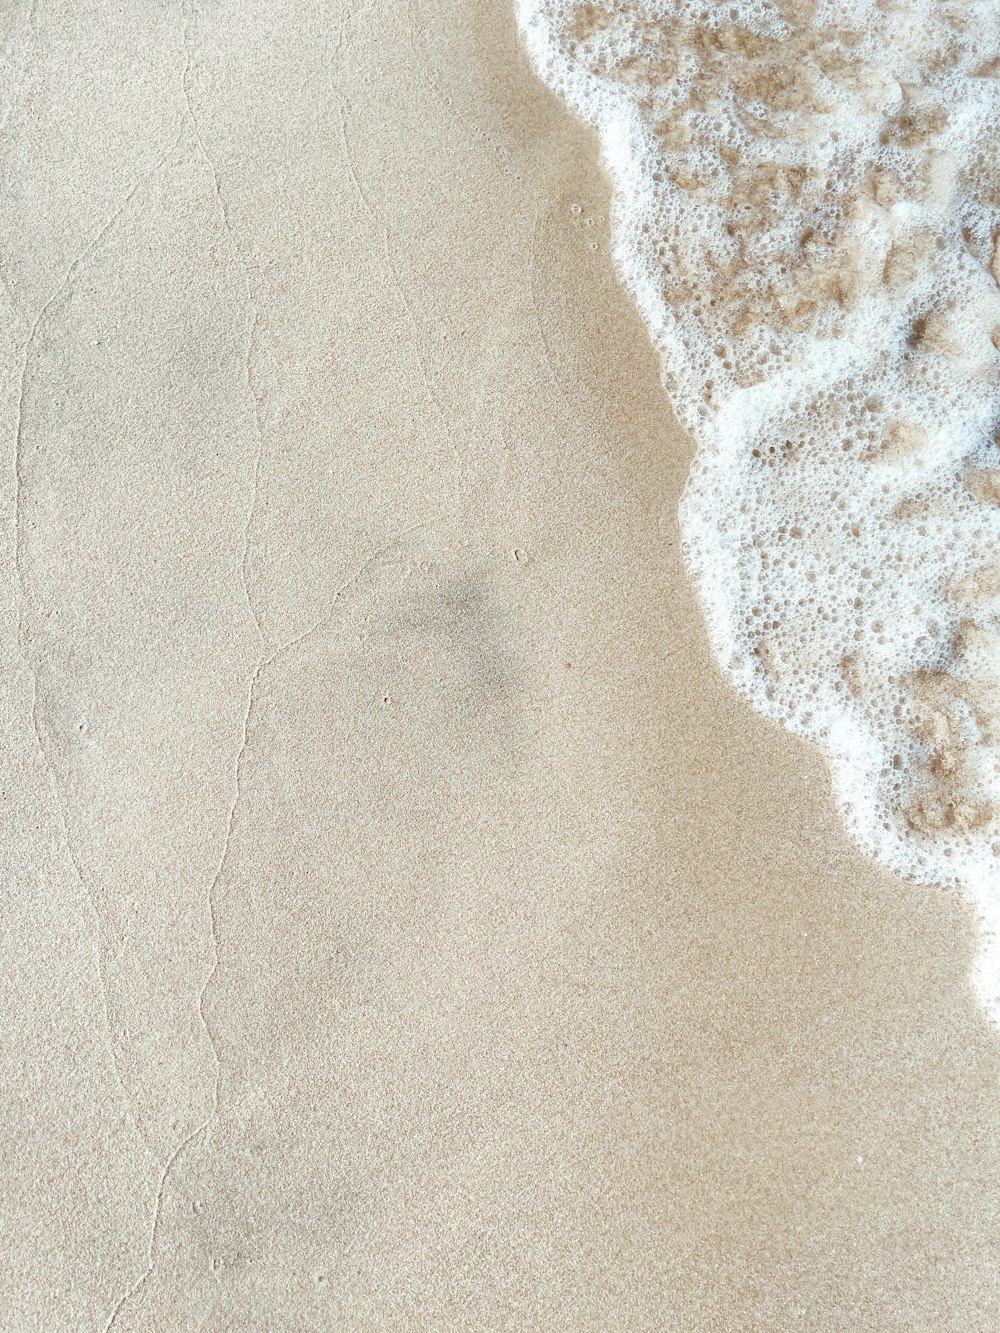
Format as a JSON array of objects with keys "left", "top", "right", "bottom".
[{"left": 3, "top": 1, "right": 1000, "bottom": 1329}]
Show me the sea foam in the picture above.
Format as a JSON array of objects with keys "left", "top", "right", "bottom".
[{"left": 517, "top": 0, "right": 1000, "bottom": 1019}]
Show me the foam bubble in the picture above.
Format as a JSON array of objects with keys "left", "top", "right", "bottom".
[{"left": 518, "top": 0, "right": 1000, "bottom": 1020}]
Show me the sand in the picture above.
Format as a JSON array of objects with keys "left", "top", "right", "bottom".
[{"left": 3, "top": 1, "right": 1000, "bottom": 1329}]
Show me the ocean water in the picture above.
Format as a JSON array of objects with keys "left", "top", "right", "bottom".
[{"left": 517, "top": 0, "right": 1000, "bottom": 1020}]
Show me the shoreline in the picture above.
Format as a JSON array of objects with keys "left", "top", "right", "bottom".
[{"left": 4, "top": 2, "right": 1000, "bottom": 1327}]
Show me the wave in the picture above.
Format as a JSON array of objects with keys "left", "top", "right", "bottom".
[{"left": 518, "top": 0, "right": 1000, "bottom": 1020}]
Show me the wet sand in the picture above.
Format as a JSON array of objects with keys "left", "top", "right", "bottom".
[{"left": 3, "top": 1, "right": 1000, "bottom": 1328}]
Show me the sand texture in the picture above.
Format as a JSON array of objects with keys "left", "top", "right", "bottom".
[{"left": 2, "top": 2, "right": 1000, "bottom": 1329}]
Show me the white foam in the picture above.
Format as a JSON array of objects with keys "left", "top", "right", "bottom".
[{"left": 518, "top": 0, "right": 1000, "bottom": 1020}]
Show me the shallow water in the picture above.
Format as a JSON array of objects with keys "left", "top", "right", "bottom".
[{"left": 518, "top": 0, "right": 1000, "bottom": 1018}]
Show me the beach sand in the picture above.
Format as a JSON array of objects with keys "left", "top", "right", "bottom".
[{"left": 3, "top": 1, "right": 1000, "bottom": 1328}]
